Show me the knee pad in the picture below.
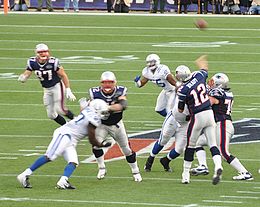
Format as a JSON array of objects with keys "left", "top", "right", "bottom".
[
  {"left": 184, "top": 148, "right": 195, "bottom": 162},
  {"left": 92, "top": 148, "right": 104, "bottom": 158},
  {"left": 126, "top": 152, "right": 136, "bottom": 163},
  {"left": 210, "top": 146, "right": 220, "bottom": 157}
]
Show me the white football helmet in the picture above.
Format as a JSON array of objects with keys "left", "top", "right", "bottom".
[
  {"left": 175, "top": 65, "right": 191, "bottom": 82},
  {"left": 100, "top": 71, "right": 117, "bottom": 93},
  {"left": 146, "top": 54, "right": 160, "bottom": 70},
  {"left": 89, "top": 99, "right": 110, "bottom": 120},
  {"left": 35, "top": 43, "right": 50, "bottom": 62},
  {"left": 211, "top": 73, "right": 229, "bottom": 89}
]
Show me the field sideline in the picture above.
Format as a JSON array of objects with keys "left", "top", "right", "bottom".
[{"left": 0, "top": 13, "right": 259, "bottom": 207}]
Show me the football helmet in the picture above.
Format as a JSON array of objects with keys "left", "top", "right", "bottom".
[
  {"left": 175, "top": 65, "right": 191, "bottom": 82},
  {"left": 100, "top": 71, "right": 117, "bottom": 94},
  {"left": 211, "top": 73, "right": 229, "bottom": 89},
  {"left": 146, "top": 54, "right": 160, "bottom": 70},
  {"left": 35, "top": 43, "right": 50, "bottom": 62},
  {"left": 89, "top": 99, "right": 110, "bottom": 120}
]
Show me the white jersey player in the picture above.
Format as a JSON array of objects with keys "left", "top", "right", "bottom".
[
  {"left": 144, "top": 65, "right": 191, "bottom": 172},
  {"left": 18, "top": 43, "right": 76, "bottom": 126},
  {"left": 134, "top": 54, "right": 178, "bottom": 117},
  {"left": 17, "top": 99, "right": 112, "bottom": 190}
]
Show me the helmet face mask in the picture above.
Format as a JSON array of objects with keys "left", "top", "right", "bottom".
[
  {"left": 89, "top": 99, "right": 110, "bottom": 120},
  {"left": 35, "top": 43, "right": 50, "bottom": 63},
  {"left": 100, "top": 71, "right": 117, "bottom": 94},
  {"left": 211, "top": 73, "right": 229, "bottom": 89},
  {"left": 146, "top": 54, "right": 160, "bottom": 71},
  {"left": 175, "top": 65, "right": 191, "bottom": 82}
]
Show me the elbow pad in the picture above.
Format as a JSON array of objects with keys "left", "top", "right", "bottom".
[{"left": 118, "top": 99, "right": 128, "bottom": 110}]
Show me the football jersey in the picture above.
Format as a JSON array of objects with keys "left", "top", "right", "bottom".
[
  {"left": 26, "top": 56, "right": 61, "bottom": 88},
  {"left": 209, "top": 88, "right": 233, "bottom": 122},
  {"left": 142, "top": 64, "right": 175, "bottom": 92},
  {"left": 89, "top": 86, "right": 127, "bottom": 126},
  {"left": 60, "top": 106, "right": 101, "bottom": 142},
  {"left": 177, "top": 69, "right": 211, "bottom": 115}
]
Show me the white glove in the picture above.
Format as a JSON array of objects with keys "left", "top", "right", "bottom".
[
  {"left": 18, "top": 74, "right": 28, "bottom": 83},
  {"left": 79, "top": 97, "right": 88, "bottom": 109},
  {"left": 66, "top": 88, "right": 76, "bottom": 101}
]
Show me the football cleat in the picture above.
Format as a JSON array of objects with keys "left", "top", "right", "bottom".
[
  {"left": 56, "top": 176, "right": 75, "bottom": 190},
  {"left": 181, "top": 171, "right": 190, "bottom": 184},
  {"left": 17, "top": 173, "right": 32, "bottom": 188},
  {"left": 133, "top": 172, "right": 142, "bottom": 182},
  {"left": 232, "top": 172, "right": 253, "bottom": 181},
  {"left": 212, "top": 168, "right": 223, "bottom": 185},
  {"left": 97, "top": 167, "right": 106, "bottom": 180},
  {"left": 144, "top": 156, "right": 155, "bottom": 172},
  {"left": 190, "top": 165, "right": 209, "bottom": 176},
  {"left": 160, "top": 157, "right": 172, "bottom": 172}
]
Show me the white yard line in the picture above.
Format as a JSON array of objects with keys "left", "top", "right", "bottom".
[
  {"left": 203, "top": 200, "right": 242, "bottom": 204},
  {"left": 221, "top": 195, "right": 259, "bottom": 199}
]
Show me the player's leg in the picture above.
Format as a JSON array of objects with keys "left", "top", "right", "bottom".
[
  {"left": 56, "top": 145, "right": 79, "bottom": 189},
  {"left": 190, "top": 134, "right": 209, "bottom": 176},
  {"left": 217, "top": 121, "right": 253, "bottom": 180},
  {"left": 113, "top": 121, "right": 142, "bottom": 182},
  {"left": 93, "top": 125, "right": 108, "bottom": 179},
  {"left": 145, "top": 112, "right": 179, "bottom": 171},
  {"left": 155, "top": 90, "right": 167, "bottom": 117}
]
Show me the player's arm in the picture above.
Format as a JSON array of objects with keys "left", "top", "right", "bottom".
[
  {"left": 166, "top": 73, "right": 178, "bottom": 87},
  {"left": 57, "top": 66, "right": 76, "bottom": 101},
  {"left": 195, "top": 55, "right": 208, "bottom": 71},
  {"left": 134, "top": 76, "right": 149, "bottom": 88},
  {"left": 18, "top": 70, "right": 32, "bottom": 83},
  {"left": 88, "top": 123, "right": 111, "bottom": 148},
  {"left": 109, "top": 96, "right": 127, "bottom": 112},
  {"left": 209, "top": 96, "right": 219, "bottom": 105}
]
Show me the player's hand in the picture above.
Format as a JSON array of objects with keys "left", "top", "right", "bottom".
[
  {"left": 100, "top": 140, "right": 112, "bottom": 148},
  {"left": 66, "top": 88, "right": 76, "bottom": 101},
  {"left": 18, "top": 74, "right": 27, "bottom": 83},
  {"left": 79, "top": 97, "right": 88, "bottom": 109},
  {"left": 134, "top": 75, "right": 141, "bottom": 87}
]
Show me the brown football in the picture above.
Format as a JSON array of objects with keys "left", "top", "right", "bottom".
[{"left": 194, "top": 19, "right": 208, "bottom": 30}]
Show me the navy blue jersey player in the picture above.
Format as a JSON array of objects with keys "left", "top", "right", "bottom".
[
  {"left": 177, "top": 55, "right": 223, "bottom": 185},
  {"left": 18, "top": 43, "right": 76, "bottom": 125},
  {"left": 191, "top": 73, "right": 253, "bottom": 181},
  {"left": 86, "top": 71, "right": 142, "bottom": 182}
]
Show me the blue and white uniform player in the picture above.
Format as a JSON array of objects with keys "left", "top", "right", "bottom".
[
  {"left": 87, "top": 71, "right": 142, "bottom": 182},
  {"left": 191, "top": 73, "right": 253, "bottom": 181},
  {"left": 134, "top": 54, "right": 179, "bottom": 117},
  {"left": 144, "top": 65, "right": 191, "bottom": 172},
  {"left": 17, "top": 99, "right": 112, "bottom": 189},
  {"left": 18, "top": 43, "right": 76, "bottom": 125},
  {"left": 177, "top": 55, "right": 223, "bottom": 185}
]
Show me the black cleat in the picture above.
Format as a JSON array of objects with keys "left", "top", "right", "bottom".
[
  {"left": 144, "top": 156, "right": 155, "bottom": 172},
  {"left": 160, "top": 157, "right": 172, "bottom": 172},
  {"left": 212, "top": 168, "right": 222, "bottom": 185}
]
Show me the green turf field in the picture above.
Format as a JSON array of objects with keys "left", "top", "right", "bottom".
[{"left": 0, "top": 13, "right": 259, "bottom": 207}]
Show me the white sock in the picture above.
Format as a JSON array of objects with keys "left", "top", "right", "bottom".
[
  {"left": 96, "top": 156, "right": 105, "bottom": 169},
  {"left": 183, "top": 160, "right": 192, "bottom": 173},
  {"left": 128, "top": 162, "right": 139, "bottom": 174},
  {"left": 196, "top": 149, "right": 208, "bottom": 168},
  {"left": 230, "top": 158, "right": 247, "bottom": 173},
  {"left": 212, "top": 154, "right": 222, "bottom": 172},
  {"left": 23, "top": 168, "right": 33, "bottom": 176}
]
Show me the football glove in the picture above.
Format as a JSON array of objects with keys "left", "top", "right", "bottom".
[
  {"left": 79, "top": 97, "right": 88, "bottom": 109},
  {"left": 18, "top": 74, "right": 28, "bottom": 83},
  {"left": 134, "top": 75, "right": 141, "bottom": 88},
  {"left": 66, "top": 88, "right": 76, "bottom": 101}
]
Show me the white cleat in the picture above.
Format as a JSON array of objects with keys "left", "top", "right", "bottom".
[
  {"left": 133, "top": 172, "right": 142, "bottom": 182},
  {"left": 181, "top": 171, "right": 190, "bottom": 184},
  {"left": 17, "top": 173, "right": 32, "bottom": 188},
  {"left": 56, "top": 176, "right": 75, "bottom": 189},
  {"left": 212, "top": 168, "right": 223, "bottom": 185},
  {"left": 190, "top": 165, "right": 209, "bottom": 176},
  {"left": 97, "top": 168, "right": 106, "bottom": 180},
  {"left": 233, "top": 172, "right": 253, "bottom": 181}
]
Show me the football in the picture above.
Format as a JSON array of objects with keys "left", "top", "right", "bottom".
[{"left": 194, "top": 19, "right": 208, "bottom": 30}]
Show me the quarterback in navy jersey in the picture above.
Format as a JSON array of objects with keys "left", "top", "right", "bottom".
[
  {"left": 191, "top": 73, "right": 253, "bottom": 181},
  {"left": 18, "top": 43, "right": 76, "bottom": 125},
  {"left": 84, "top": 71, "right": 142, "bottom": 182},
  {"left": 177, "top": 55, "right": 223, "bottom": 185}
]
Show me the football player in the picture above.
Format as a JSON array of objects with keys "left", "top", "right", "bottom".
[
  {"left": 134, "top": 54, "right": 179, "bottom": 117},
  {"left": 144, "top": 65, "right": 191, "bottom": 172},
  {"left": 17, "top": 99, "right": 112, "bottom": 189},
  {"left": 177, "top": 55, "right": 223, "bottom": 185},
  {"left": 190, "top": 73, "right": 253, "bottom": 181},
  {"left": 87, "top": 71, "right": 142, "bottom": 182},
  {"left": 18, "top": 43, "right": 76, "bottom": 125}
]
